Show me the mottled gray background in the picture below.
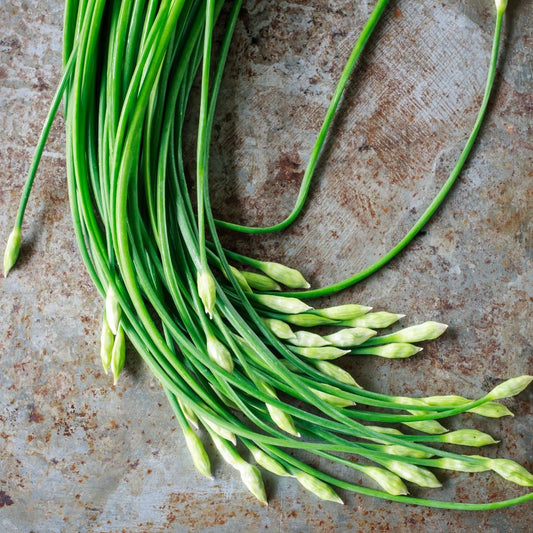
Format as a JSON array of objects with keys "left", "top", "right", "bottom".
[{"left": 1, "top": 0, "right": 532, "bottom": 531}]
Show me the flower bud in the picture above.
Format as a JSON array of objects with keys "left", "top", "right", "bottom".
[
  {"left": 313, "top": 304, "right": 371, "bottom": 321},
  {"left": 258, "top": 261, "right": 310, "bottom": 289},
  {"left": 403, "top": 419, "right": 448, "bottom": 435},
  {"left": 353, "top": 343, "right": 422, "bottom": 359},
  {"left": 324, "top": 327, "right": 376, "bottom": 348},
  {"left": 105, "top": 286, "right": 121, "bottom": 335},
  {"left": 178, "top": 399, "right": 199, "bottom": 430},
  {"left": 228, "top": 266, "right": 252, "bottom": 292},
  {"left": 262, "top": 318, "right": 295, "bottom": 339},
  {"left": 375, "top": 445, "right": 433, "bottom": 459},
  {"left": 495, "top": 0, "right": 507, "bottom": 13},
  {"left": 311, "top": 387, "right": 355, "bottom": 408},
  {"left": 3, "top": 226, "right": 21, "bottom": 277},
  {"left": 342, "top": 312, "right": 404, "bottom": 329},
  {"left": 381, "top": 460, "right": 441, "bottom": 488},
  {"left": 240, "top": 270, "right": 281, "bottom": 291},
  {"left": 100, "top": 312, "right": 114, "bottom": 374},
  {"left": 429, "top": 457, "right": 488, "bottom": 473},
  {"left": 183, "top": 427, "right": 212, "bottom": 478},
  {"left": 284, "top": 313, "right": 338, "bottom": 327},
  {"left": 254, "top": 294, "right": 312, "bottom": 314},
  {"left": 249, "top": 445, "right": 291, "bottom": 477},
  {"left": 206, "top": 333, "right": 234, "bottom": 373},
  {"left": 266, "top": 403, "right": 300, "bottom": 436},
  {"left": 211, "top": 433, "right": 242, "bottom": 468},
  {"left": 294, "top": 471, "right": 343, "bottom": 504},
  {"left": 288, "top": 330, "right": 329, "bottom": 347},
  {"left": 111, "top": 326, "right": 126, "bottom": 385},
  {"left": 440, "top": 429, "right": 498, "bottom": 447},
  {"left": 237, "top": 462, "right": 268, "bottom": 504},
  {"left": 468, "top": 402, "right": 513, "bottom": 418},
  {"left": 204, "top": 419, "right": 236, "bottom": 445},
  {"left": 365, "top": 426, "right": 405, "bottom": 444},
  {"left": 360, "top": 466, "right": 408, "bottom": 495},
  {"left": 313, "top": 360, "right": 360, "bottom": 387},
  {"left": 489, "top": 458, "right": 533, "bottom": 486},
  {"left": 197, "top": 269, "right": 216, "bottom": 318},
  {"left": 379, "top": 322, "right": 448, "bottom": 343},
  {"left": 290, "top": 345, "right": 349, "bottom": 360},
  {"left": 486, "top": 375, "right": 533, "bottom": 401}
]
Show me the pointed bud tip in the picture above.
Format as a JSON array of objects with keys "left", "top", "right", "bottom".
[{"left": 3, "top": 227, "right": 22, "bottom": 277}]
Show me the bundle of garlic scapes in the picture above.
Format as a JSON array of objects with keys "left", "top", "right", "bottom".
[{"left": 4, "top": 0, "right": 532, "bottom": 510}]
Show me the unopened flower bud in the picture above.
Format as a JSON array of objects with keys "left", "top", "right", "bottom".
[
  {"left": 495, "top": 0, "right": 507, "bottom": 14},
  {"left": 228, "top": 266, "right": 252, "bottom": 292},
  {"left": 440, "top": 429, "right": 498, "bottom": 447},
  {"left": 204, "top": 419, "right": 236, "bottom": 445},
  {"left": 258, "top": 261, "right": 310, "bottom": 289},
  {"left": 489, "top": 458, "right": 533, "bottom": 486},
  {"left": 284, "top": 313, "right": 338, "bottom": 327},
  {"left": 111, "top": 326, "right": 126, "bottom": 385},
  {"left": 3, "top": 226, "right": 21, "bottom": 277},
  {"left": 313, "top": 360, "right": 360, "bottom": 387},
  {"left": 254, "top": 294, "right": 312, "bottom": 314},
  {"left": 249, "top": 445, "right": 291, "bottom": 477},
  {"left": 291, "top": 345, "right": 349, "bottom": 360},
  {"left": 342, "top": 312, "right": 404, "bottom": 329},
  {"left": 294, "top": 471, "right": 343, "bottom": 504},
  {"left": 237, "top": 462, "right": 268, "bottom": 504},
  {"left": 197, "top": 269, "right": 216, "bottom": 318},
  {"left": 324, "top": 327, "right": 376, "bottom": 348},
  {"left": 206, "top": 333, "right": 234, "bottom": 373},
  {"left": 262, "top": 318, "right": 295, "bottom": 339},
  {"left": 313, "top": 304, "right": 371, "bottom": 321},
  {"left": 100, "top": 312, "right": 114, "bottom": 374},
  {"left": 183, "top": 427, "right": 212, "bottom": 478},
  {"left": 105, "top": 286, "right": 121, "bottom": 335},
  {"left": 381, "top": 460, "right": 441, "bottom": 488},
  {"left": 353, "top": 343, "right": 422, "bottom": 359},
  {"left": 486, "top": 376, "right": 533, "bottom": 401},
  {"left": 311, "top": 387, "right": 355, "bottom": 408},
  {"left": 211, "top": 433, "right": 242, "bottom": 468},
  {"left": 429, "top": 457, "right": 488, "bottom": 473},
  {"left": 360, "top": 466, "right": 408, "bottom": 495},
  {"left": 240, "top": 270, "right": 281, "bottom": 291},
  {"left": 266, "top": 403, "right": 300, "bottom": 436},
  {"left": 403, "top": 419, "right": 448, "bottom": 435},
  {"left": 288, "top": 330, "right": 329, "bottom": 347},
  {"left": 376, "top": 445, "right": 433, "bottom": 459},
  {"left": 178, "top": 399, "right": 199, "bottom": 430}
]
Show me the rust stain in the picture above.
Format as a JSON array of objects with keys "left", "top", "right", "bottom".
[{"left": 0, "top": 490, "right": 14, "bottom": 507}]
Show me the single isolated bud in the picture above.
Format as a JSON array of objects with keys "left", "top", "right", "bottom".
[
  {"left": 353, "top": 343, "right": 422, "bottom": 359},
  {"left": 360, "top": 466, "right": 408, "bottom": 495},
  {"left": 293, "top": 471, "right": 343, "bottom": 504},
  {"left": 342, "top": 312, "right": 404, "bottom": 329},
  {"left": 3, "top": 226, "right": 21, "bottom": 277},
  {"left": 262, "top": 318, "right": 296, "bottom": 340},
  {"left": 440, "top": 429, "right": 499, "bottom": 447},
  {"left": 197, "top": 268, "right": 216, "bottom": 318},
  {"left": 111, "top": 326, "right": 126, "bottom": 385},
  {"left": 324, "top": 327, "right": 376, "bottom": 348},
  {"left": 206, "top": 332, "right": 234, "bottom": 373},
  {"left": 313, "top": 304, "right": 372, "bottom": 321},
  {"left": 249, "top": 445, "right": 291, "bottom": 477},
  {"left": 266, "top": 403, "right": 300, "bottom": 437},
  {"left": 376, "top": 444, "right": 433, "bottom": 459},
  {"left": 284, "top": 313, "right": 338, "bottom": 327},
  {"left": 237, "top": 462, "right": 268, "bottom": 504},
  {"left": 489, "top": 458, "right": 533, "bottom": 487},
  {"left": 380, "top": 322, "right": 448, "bottom": 343},
  {"left": 183, "top": 427, "right": 212, "bottom": 478},
  {"left": 486, "top": 376, "right": 533, "bottom": 401},
  {"left": 257, "top": 261, "right": 310, "bottom": 289},
  {"left": 100, "top": 311, "right": 114, "bottom": 374}
]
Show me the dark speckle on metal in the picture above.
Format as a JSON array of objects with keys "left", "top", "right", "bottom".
[{"left": 1, "top": 0, "right": 531, "bottom": 530}]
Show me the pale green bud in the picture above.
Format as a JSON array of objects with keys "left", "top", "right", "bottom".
[
  {"left": 468, "top": 402, "right": 513, "bottom": 418},
  {"left": 291, "top": 345, "right": 349, "bottom": 360},
  {"left": 403, "top": 419, "right": 448, "bottom": 435},
  {"left": 489, "top": 458, "right": 533, "bottom": 486},
  {"left": 204, "top": 419, "right": 236, "bottom": 445},
  {"left": 342, "top": 312, "right": 404, "bottom": 329},
  {"left": 313, "top": 360, "right": 360, "bottom": 387},
  {"left": 111, "top": 326, "right": 126, "bottom": 385},
  {"left": 211, "top": 433, "right": 242, "bottom": 468},
  {"left": 288, "top": 330, "right": 329, "bottom": 347},
  {"left": 228, "top": 266, "right": 252, "bottom": 292},
  {"left": 440, "top": 429, "right": 498, "bottom": 447},
  {"left": 324, "top": 327, "right": 376, "bottom": 348},
  {"left": 495, "top": 0, "right": 507, "bottom": 14},
  {"left": 266, "top": 403, "right": 300, "bottom": 436},
  {"left": 105, "top": 286, "right": 121, "bottom": 335},
  {"left": 486, "top": 375, "right": 533, "bottom": 401},
  {"left": 313, "top": 304, "right": 372, "bottom": 321},
  {"left": 375, "top": 445, "right": 433, "bottom": 459},
  {"left": 262, "top": 318, "right": 296, "bottom": 339},
  {"left": 360, "top": 466, "right": 408, "bottom": 495},
  {"left": 311, "top": 387, "right": 355, "bottom": 408},
  {"left": 206, "top": 333, "right": 234, "bottom": 373},
  {"left": 197, "top": 269, "right": 216, "bottom": 318},
  {"left": 178, "top": 399, "right": 199, "bottom": 430},
  {"left": 383, "top": 322, "right": 447, "bottom": 343},
  {"left": 353, "top": 343, "right": 422, "bottom": 359},
  {"left": 249, "top": 445, "right": 291, "bottom": 477},
  {"left": 257, "top": 261, "right": 310, "bottom": 289},
  {"left": 382, "top": 460, "right": 441, "bottom": 488},
  {"left": 3, "top": 226, "right": 21, "bottom": 277},
  {"left": 365, "top": 426, "right": 405, "bottom": 444},
  {"left": 294, "top": 471, "right": 343, "bottom": 504},
  {"left": 284, "top": 313, "right": 338, "bottom": 327},
  {"left": 183, "top": 427, "right": 212, "bottom": 477},
  {"left": 240, "top": 270, "right": 281, "bottom": 291},
  {"left": 429, "top": 457, "right": 488, "bottom": 473},
  {"left": 254, "top": 294, "right": 312, "bottom": 314},
  {"left": 100, "top": 312, "right": 114, "bottom": 374},
  {"left": 237, "top": 462, "right": 268, "bottom": 504}
]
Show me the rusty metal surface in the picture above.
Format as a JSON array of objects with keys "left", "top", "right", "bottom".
[{"left": 1, "top": 0, "right": 532, "bottom": 531}]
